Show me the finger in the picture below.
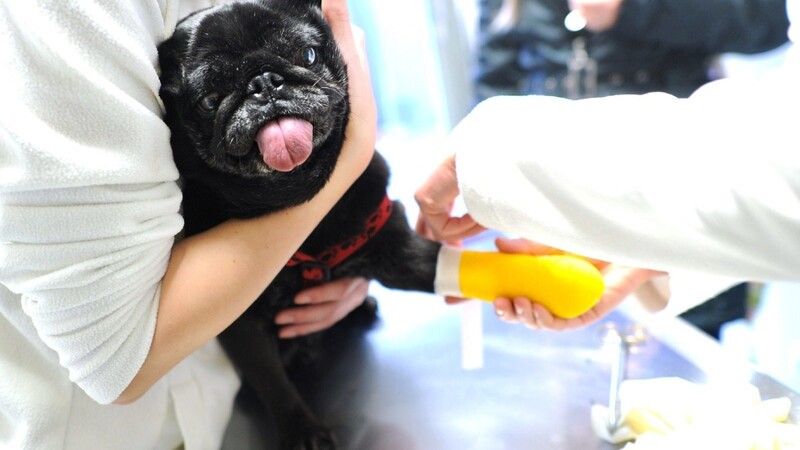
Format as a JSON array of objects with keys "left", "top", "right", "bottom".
[
  {"left": 278, "top": 306, "right": 336, "bottom": 338},
  {"left": 287, "top": 283, "right": 366, "bottom": 325},
  {"left": 341, "top": 26, "right": 375, "bottom": 122},
  {"left": 278, "top": 294, "right": 363, "bottom": 339},
  {"left": 444, "top": 296, "right": 470, "bottom": 305},
  {"left": 493, "top": 297, "right": 516, "bottom": 322},
  {"left": 280, "top": 302, "right": 336, "bottom": 326},
  {"left": 441, "top": 215, "right": 486, "bottom": 241},
  {"left": 321, "top": 0, "right": 376, "bottom": 131},
  {"left": 568, "top": 305, "right": 605, "bottom": 328},
  {"left": 277, "top": 278, "right": 369, "bottom": 338},
  {"left": 535, "top": 302, "right": 598, "bottom": 331},
  {"left": 596, "top": 266, "right": 663, "bottom": 318},
  {"left": 530, "top": 302, "right": 566, "bottom": 331},
  {"left": 414, "top": 154, "right": 459, "bottom": 207},
  {"left": 415, "top": 214, "right": 434, "bottom": 238},
  {"left": 415, "top": 214, "right": 477, "bottom": 243},
  {"left": 321, "top": 0, "right": 357, "bottom": 68},
  {"left": 495, "top": 237, "right": 563, "bottom": 255},
  {"left": 321, "top": 0, "right": 357, "bottom": 74},
  {"left": 495, "top": 237, "right": 611, "bottom": 269},
  {"left": 426, "top": 214, "right": 485, "bottom": 242},
  {"left": 561, "top": 297, "right": 616, "bottom": 330},
  {"left": 293, "top": 277, "right": 368, "bottom": 305},
  {"left": 512, "top": 297, "right": 540, "bottom": 330}
]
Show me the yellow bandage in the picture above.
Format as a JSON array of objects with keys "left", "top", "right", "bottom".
[{"left": 434, "top": 246, "right": 604, "bottom": 319}]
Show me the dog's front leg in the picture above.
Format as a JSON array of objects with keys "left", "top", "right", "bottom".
[
  {"left": 218, "top": 313, "right": 336, "bottom": 450},
  {"left": 360, "top": 206, "right": 443, "bottom": 294}
]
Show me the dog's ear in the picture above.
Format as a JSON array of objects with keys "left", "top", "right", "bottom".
[{"left": 157, "top": 29, "right": 189, "bottom": 100}]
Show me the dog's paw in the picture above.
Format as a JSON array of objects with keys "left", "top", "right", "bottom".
[{"left": 281, "top": 425, "right": 337, "bottom": 450}]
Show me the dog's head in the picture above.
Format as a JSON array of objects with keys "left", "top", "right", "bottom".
[{"left": 158, "top": 0, "right": 348, "bottom": 214}]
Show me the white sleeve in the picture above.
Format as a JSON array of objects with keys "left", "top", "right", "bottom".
[
  {"left": 634, "top": 273, "right": 742, "bottom": 317},
  {"left": 0, "top": 1, "right": 182, "bottom": 404},
  {"left": 453, "top": 64, "right": 800, "bottom": 286}
]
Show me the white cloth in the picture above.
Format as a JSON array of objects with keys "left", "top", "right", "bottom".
[
  {"left": 0, "top": 1, "right": 239, "bottom": 449},
  {"left": 452, "top": 2, "right": 799, "bottom": 315},
  {"left": 433, "top": 245, "right": 463, "bottom": 298}
]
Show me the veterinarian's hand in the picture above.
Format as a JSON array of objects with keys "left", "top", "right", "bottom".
[
  {"left": 415, "top": 153, "right": 486, "bottom": 242},
  {"left": 322, "top": 0, "right": 376, "bottom": 171},
  {"left": 275, "top": 277, "right": 370, "bottom": 338},
  {"left": 491, "top": 237, "right": 664, "bottom": 331}
]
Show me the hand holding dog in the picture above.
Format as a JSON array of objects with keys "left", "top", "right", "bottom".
[
  {"left": 121, "top": 0, "right": 380, "bottom": 406},
  {"left": 275, "top": 277, "right": 370, "bottom": 338}
]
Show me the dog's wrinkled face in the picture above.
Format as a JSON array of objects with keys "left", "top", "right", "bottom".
[{"left": 159, "top": 0, "right": 348, "bottom": 187}]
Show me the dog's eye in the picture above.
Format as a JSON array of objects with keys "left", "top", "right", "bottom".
[
  {"left": 294, "top": 47, "right": 317, "bottom": 67},
  {"left": 197, "top": 92, "right": 220, "bottom": 113}
]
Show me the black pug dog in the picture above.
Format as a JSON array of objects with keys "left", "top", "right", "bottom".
[{"left": 158, "top": 0, "right": 442, "bottom": 448}]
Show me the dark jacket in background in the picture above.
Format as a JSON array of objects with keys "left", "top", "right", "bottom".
[{"left": 476, "top": 0, "right": 791, "bottom": 100}]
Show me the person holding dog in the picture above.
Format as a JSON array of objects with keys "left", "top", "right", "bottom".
[
  {"left": 0, "top": 0, "right": 376, "bottom": 448},
  {"left": 416, "top": 0, "right": 799, "bottom": 333}
]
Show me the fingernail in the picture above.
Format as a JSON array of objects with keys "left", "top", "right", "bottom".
[
  {"left": 280, "top": 330, "right": 296, "bottom": 339},
  {"left": 495, "top": 309, "right": 504, "bottom": 317},
  {"left": 295, "top": 295, "right": 310, "bottom": 305},
  {"left": 275, "top": 314, "right": 294, "bottom": 325},
  {"left": 515, "top": 305, "right": 524, "bottom": 316},
  {"left": 533, "top": 309, "right": 541, "bottom": 323}
]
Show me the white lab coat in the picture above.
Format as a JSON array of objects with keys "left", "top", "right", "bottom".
[
  {"left": 453, "top": 1, "right": 799, "bottom": 315},
  {"left": 0, "top": 1, "right": 239, "bottom": 449}
]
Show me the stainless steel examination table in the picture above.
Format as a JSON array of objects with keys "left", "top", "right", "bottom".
[{"left": 221, "top": 285, "right": 800, "bottom": 449}]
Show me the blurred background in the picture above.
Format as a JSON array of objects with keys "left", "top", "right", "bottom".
[
  {"left": 348, "top": 0, "right": 790, "bottom": 136},
  {"left": 349, "top": 0, "right": 476, "bottom": 136}
]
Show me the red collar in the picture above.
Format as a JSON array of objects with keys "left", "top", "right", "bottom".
[{"left": 286, "top": 194, "right": 394, "bottom": 285}]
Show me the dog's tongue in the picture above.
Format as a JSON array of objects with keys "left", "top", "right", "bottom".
[{"left": 255, "top": 118, "right": 313, "bottom": 172}]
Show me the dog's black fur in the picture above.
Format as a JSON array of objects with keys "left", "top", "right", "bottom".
[{"left": 158, "top": 1, "right": 441, "bottom": 448}]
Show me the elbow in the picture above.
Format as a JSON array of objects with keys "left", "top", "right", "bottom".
[
  {"left": 111, "top": 370, "right": 157, "bottom": 405},
  {"left": 112, "top": 385, "right": 147, "bottom": 405},
  {"left": 112, "top": 392, "right": 143, "bottom": 405}
]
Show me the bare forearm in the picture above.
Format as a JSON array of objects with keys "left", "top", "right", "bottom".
[{"left": 115, "top": 146, "right": 371, "bottom": 404}]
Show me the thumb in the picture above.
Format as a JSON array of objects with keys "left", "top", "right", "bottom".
[
  {"left": 321, "top": 0, "right": 376, "bottom": 127},
  {"left": 322, "top": 0, "right": 355, "bottom": 49},
  {"left": 495, "top": 237, "right": 564, "bottom": 256},
  {"left": 495, "top": 237, "right": 611, "bottom": 270}
]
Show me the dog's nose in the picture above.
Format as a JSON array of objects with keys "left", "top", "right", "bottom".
[{"left": 247, "top": 72, "right": 284, "bottom": 96}]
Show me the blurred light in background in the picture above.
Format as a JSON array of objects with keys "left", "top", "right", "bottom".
[{"left": 348, "top": 0, "right": 478, "bottom": 137}]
